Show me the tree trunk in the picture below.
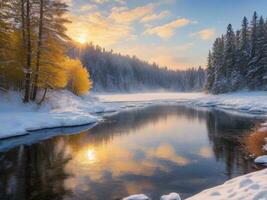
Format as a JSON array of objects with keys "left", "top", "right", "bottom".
[
  {"left": 31, "top": 0, "right": 43, "bottom": 101},
  {"left": 38, "top": 87, "right": 47, "bottom": 105},
  {"left": 23, "top": 0, "right": 32, "bottom": 103}
]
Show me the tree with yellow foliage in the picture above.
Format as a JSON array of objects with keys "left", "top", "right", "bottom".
[
  {"left": 64, "top": 58, "right": 92, "bottom": 96},
  {"left": 0, "top": 0, "right": 93, "bottom": 103}
]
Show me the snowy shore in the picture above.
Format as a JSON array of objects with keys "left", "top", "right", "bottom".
[
  {"left": 1, "top": 90, "right": 267, "bottom": 200},
  {"left": 2, "top": 90, "right": 267, "bottom": 140},
  {"left": 123, "top": 168, "right": 267, "bottom": 200}
]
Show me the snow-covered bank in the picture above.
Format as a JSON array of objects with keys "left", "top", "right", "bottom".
[
  {"left": 2, "top": 91, "right": 267, "bottom": 139},
  {"left": 1, "top": 90, "right": 267, "bottom": 200},
  {"left": 0, "top": 91, "right": 99, "bottom": 139},
  {"left": 186, "top": 169, "right": 267, "bottom": 200},
  {"left": 98, "top": 91, "right": 267, "bottom": 115},
  {"left": 122, "top": 169, "right": 267, "bottom": 200}
]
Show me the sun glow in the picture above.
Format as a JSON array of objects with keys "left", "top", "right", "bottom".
[
  {"left": 76, "top": 34, "right": 88, "bottom": 44},
  {"left": 86, "top": 149, "right": 96, "bottom": 163}
]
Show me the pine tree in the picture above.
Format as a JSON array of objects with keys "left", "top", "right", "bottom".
[
  {"left": 231, "top": 30, "right": 242, "bottom": 91},
  {"left": 240, "top": 17, "right": 250, "bottom": 85},
  {"left": 206, "top": 12, "right": 267, "bottom": 93},
  {"left": 212, "top": 36, "right": 225, "bottom": 94},
  {"left": 205, "top": 51, "right": 214, "bottom": 91},
  {"left": 224, "top": 24, "right": 237, "bottom": 91},
  {"left": 253, "top": 16, "right": 267, "bottom": 89}
]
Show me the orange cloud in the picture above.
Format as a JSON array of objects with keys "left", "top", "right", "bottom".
[
  {"left": 144, "top": 18, "right": 197, "bottom": 38},
  {"left": 140, "top": 10, "right": 170, "bottom": 23},
  {"left": 147, "top": 143, "right": 191, "bottom": 165},
  {"left": 66, "top": 12, "right": 135, "bottom": 46},
  {"left": 191, "top": 28, "right": 216, "bottom": 40},
  {"left": 80, "top": 4, "right": 97, "bottom": 11},
  {"left": 93, "top": 0, "right": 126, "bottom": 4},
  {"left": 109, "top": 3, "right": 156, "bottom": 24},
  {"left": 197, "top": 147, "right": 213, "bottom": 158}
]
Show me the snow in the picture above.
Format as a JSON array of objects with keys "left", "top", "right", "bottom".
[
  {"left": 123, "top": 169, "right": 267, "bottom": 200},
  {"left": 0, "top": 90, "right": 99, "bottom": 139},
  {"left": 2, "top": 91, "right": 267, "bottom": 139},
  {"left": 1, "top": 90, "right": 267, "bottom": 199},
  {"left": 122, "top": 194, "right": 150, "bottom": 200},
  {"left": 160, "top": 193, "right": 181, "bottom": 200},
  {"left": 255, "top": 156, "right": 267, "bottom": 166},
  {"left": 186, "top": 169, "right": 267, "bottom": 200},
  {"left": 122, "top": 193, "right": 181, "bottom": 200},
  {"left": 97, "top": 91, "right": 267, "bottom": 116}
]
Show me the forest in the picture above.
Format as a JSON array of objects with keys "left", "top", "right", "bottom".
[
  {"left": 206, "top": 12, "right": 267, "bottom": 94},
  {"left": 0, "top": 0, "right": 207, "bottom": 103},
  {"left": 0, "top": 0, "right": 92, "bottom": 103},
  {"left": 69, "top": 44, "right": 206, "bottom": 92}
]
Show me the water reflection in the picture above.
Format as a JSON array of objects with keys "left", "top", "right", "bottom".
[
  {"left": 0, "top": 106, "right": 263, "bottom": 200},
  {"left": 0, "top": 138, "right": 72, "bottom": 200}
]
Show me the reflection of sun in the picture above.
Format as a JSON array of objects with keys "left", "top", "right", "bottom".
[
  {"left": 76, "top": 34, "right": 87, "bottom": 44},
  {"left": 86, "top": 149, "right": 96, "bottom": 162}
]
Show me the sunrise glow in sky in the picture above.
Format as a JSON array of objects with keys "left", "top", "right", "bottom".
[{"left": 65, "top": 0, "right": 267, "bottom": 70}]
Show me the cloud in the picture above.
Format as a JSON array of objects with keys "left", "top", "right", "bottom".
[
  {"left": 66, "top": 12, "right": 134, "bottom": 46},
  {"left": 109, "top": 3, "right": 156, "bottom": 24},
  {"left": 67, "top": 2, "right": 160, "bottom": 46},
  {"left": 147, "top": 144, "right": 191, "bottom": 166},
  {"left": 144, "top": 18, "right": 197, "bottom": 38},
  {"left": 191, "top": 28, "right": 216, "bottom": 40},
  {"left": 197, "top": 147, "right": 213, "bottom": 158},
  {"left": 140, "top": 10, "right": 170, "bottom": 23},
  {"left": 80, "top": 4, "right": 97, "bottom": 11},
  {"left": 93, "top": 0, "right": 126, "bottom": 4}
]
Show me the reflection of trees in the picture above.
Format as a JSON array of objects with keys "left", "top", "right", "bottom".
[
  {"left": 70, "top": 105, "right": 209, "bottom": 147},
  {"left": 0, "top": 138, "right": 72, "bottom": 200},
  {"left": 0, "top": 105, "right": 262, "bottom": 200},
  {"left": 205, "top": 110, "right": 261, "bottom": 178},
  {"left": 65, "top": 105, "right": 260, "bottom": 179}
]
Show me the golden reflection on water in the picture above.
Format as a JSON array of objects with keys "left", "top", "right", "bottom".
[
  {"left": 86, "top": 148, "right": 96, "bottom": 163},
  {"left": 0, "top": 106, "right": 261, "bottom": 200},
  {"left": 63, "top": 114, "right": 204, "bottom": 196}
]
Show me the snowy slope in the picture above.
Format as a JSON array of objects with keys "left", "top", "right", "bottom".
[
  {"left": 0, "top": 91, "right": 99, "bottom": 139},
  {"left": 123, "top": 169, "right": 267, "bottom": 200},
  {"left": 186, "top": 169, "right": 267, "bottom": 200}
]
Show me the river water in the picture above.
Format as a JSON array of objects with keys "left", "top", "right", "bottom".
[{"left": 0, "top": 105, "right": 264, "bottom": 200}]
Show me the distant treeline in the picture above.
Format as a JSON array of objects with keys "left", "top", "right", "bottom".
[
  {"left": 69, "top": 43, "right": 206, "bottom": 92},
  {"left": 206, "top": 12, "right": 267, "bottom": 94}
]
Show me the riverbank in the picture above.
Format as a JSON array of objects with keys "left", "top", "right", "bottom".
[
  {"left": 2, "top": 90, "right": 267, "bottom": 139},
  {"left": 123, "top": 168, "right": 267, "bottom": 200},
  {"left": 1, "top": 90, "right": 267, "bottom": 199}
]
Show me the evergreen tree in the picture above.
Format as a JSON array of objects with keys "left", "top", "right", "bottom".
[
  {"left": 212, "top": 37, "right": 225, "bottom": 94},
  {"left": 224, "top": 24, "right": 238, "bottom": 91},
  {"left": 240, "top": 17, "right": 250, "bottom": 85},
  {"left": 69, "top": 43, "right": 206, "bottom": 92},
  {"left": 205, "top": 51, "right": 214, "bottom": 91},
  {"left": 206, "top": 12, "right": 267, "bottom": 93}
]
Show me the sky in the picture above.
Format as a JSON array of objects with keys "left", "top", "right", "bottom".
[{"left": 64, "top": 0, "right": 267, "bottom": 70}]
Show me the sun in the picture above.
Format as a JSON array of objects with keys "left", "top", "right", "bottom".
[{"left": 76, "top": 34, "right": 88, "bottom": 44}]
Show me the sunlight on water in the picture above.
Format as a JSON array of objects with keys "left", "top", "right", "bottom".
[
  {"left": 86, "top": 148, "right": 96, "bottom": 163},
  {"left": 0, "top": 106, "right": 263, "bottom": 200}
]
